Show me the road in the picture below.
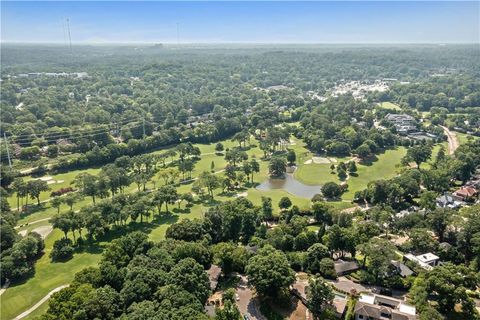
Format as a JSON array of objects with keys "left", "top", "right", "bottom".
[
  {"left": 13, "top": 285, "right": 68, "bottom": 320},
  {"left": 440, "top": 125, "right": 459, "bottom": 155}
]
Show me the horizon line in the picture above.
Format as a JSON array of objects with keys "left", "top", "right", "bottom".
[{"left": 2, "top": 41, "right": 479, "bottom": 45}]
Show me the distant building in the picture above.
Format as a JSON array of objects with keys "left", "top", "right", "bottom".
[
  {"left": 403, "top": 252, "right": 440, "bottom": 271},
  {"left": 384, "top": 113, "right": 417, "bottom": 135},
  {"left": 354, "top": 293, "right": 417, "bottom": 320}
]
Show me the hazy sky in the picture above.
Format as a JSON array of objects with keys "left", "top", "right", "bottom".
[{"left": 1, "top": 1, "right": 479, "bottom": 43}]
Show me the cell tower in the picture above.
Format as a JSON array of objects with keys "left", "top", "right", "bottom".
[
  {"left": 66, "top": 18, "right": 73, "bottom": 53},
  {"left": 62, "top": 18, "right": 68, "bottom": 48}
]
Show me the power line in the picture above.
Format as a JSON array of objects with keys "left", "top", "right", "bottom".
[
  {"left": 8, "top": 117, "right": 146, "bottom": 141},
  {"left": 10, "top": 122, "right": 148, "bottom": 146}
]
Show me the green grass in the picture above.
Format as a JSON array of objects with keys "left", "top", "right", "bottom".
[
  {"left": 0, "top": 134, "right": 360, "bottom": 319},
  {"left": 0, "top": 229, "right": 102, "bottom": 320},
  {"left": 7, "top": 168, "right": 101, "bottom": 209},
  {"left": 456, "top": 132, "right": 477, "bottom": 145},
  {"left": 377, "top": 102, "right": 401, "bottom": 111},
  {"left": 342, "top": 147, "right": 407, "bottom": 200}
]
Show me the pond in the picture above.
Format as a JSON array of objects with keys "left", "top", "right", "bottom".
[{"left": 256, "top": 173, "right": 322, "bottom": 198}]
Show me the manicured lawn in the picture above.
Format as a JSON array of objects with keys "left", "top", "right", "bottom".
[
  {"left": 377, "top": 102, "right": 401, "bottom": 111},
  {"left": 294, "top": 146, "right": 407, "bottom": 201},
  {"left": 342, "top": 147, "right": 407, "bottom": 200},
  {"left": 0, "top": 229, "right": 102, "bottom": 320},
  {"left": 295, "top": 163, "right": 339, "bottom": 186},
  {"left": 7, "top": 168, "right": 101, "bottom": 209}
]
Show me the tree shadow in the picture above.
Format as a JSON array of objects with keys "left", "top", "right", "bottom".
[
  {"left": 18, "top": 205, "right": 46, "bottom": 220},
  {"left": 359, "top": 154, "right": 379, "bottom": 166},
  {"left": 172, "top": 207, "right": 191, "bottom": 214}
]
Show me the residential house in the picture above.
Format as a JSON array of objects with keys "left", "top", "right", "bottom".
[
  {"left": 453, "top": 186, "right": 478, "bottom": 202},
  {"left": 384, "top": 113, "right": 417, "bottom": 135},
  {"left": 390, "top": 260, "right": 414, "bottom": 278},
  {"left": 403, "top": 252, "right": 440, "bottom": 271},
  {"left": 436, "top": 192, "right": 463, "bottom": 209},
  {"left": 354, "top": 293, "right": 417, "bottom": 320},
  {"left": 206, "top": 264, "right": 222, "bottom": 291},
  {"left": 334, "top": 259, "right": 359, "bottom": 276}
]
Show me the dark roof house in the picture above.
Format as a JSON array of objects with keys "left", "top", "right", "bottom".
[{"left": 334, "top": 260, "right": 359, "bottom": 276}]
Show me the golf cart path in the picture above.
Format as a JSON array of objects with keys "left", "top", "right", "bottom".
[
  {"left": 440, "top": 125, "right": 459, "bottom": 155},
  {"left": 14, "top": 218, "right": 51, "bottom": 230},
  {"left": 13, "top": 285, "right": 68, "bottom": 320}
]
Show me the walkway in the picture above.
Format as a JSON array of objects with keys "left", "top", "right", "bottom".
[{"left": 14, "top": 285, "right": 68, "bottom": 320}]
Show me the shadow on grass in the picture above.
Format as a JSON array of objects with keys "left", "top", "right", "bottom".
[
  {"left": 172, "top": 207, "right": 191, "bottom": 214},
  {"left": 18, "top": 204, "right": 46, "bottom": 220},
  {"left": 359, "top": 154, "right": 379, "bottom": 166}
]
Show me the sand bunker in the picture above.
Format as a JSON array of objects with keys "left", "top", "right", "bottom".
[
  {"left": 236, "top": 191, "right": 248, "bottom": 197},
  {"left": 312, "top": 157, "right": 331, "bottom": 164},
  {"left": 31, "top": 226, "right": 53, "bottom": 239},
  {"left": 304, "top": 159, "right": 313, "bottom": 164}
]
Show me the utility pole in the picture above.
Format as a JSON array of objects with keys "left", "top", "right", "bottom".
[{"left": 3, "top": 133, "right": 12, "bottom": 168}]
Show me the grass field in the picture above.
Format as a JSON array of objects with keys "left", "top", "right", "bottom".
[
  {"left": 456, "top": 132, "right": 477, "bottom": 145},
  {"left": 377, "top": 102, "right": 401, "bottom": 111},
  {"left": 342, "top": 147, "right": 407, "bottom": 200},
  {"left": 4, "top": 134, "right": 403, "bottom": 319}
]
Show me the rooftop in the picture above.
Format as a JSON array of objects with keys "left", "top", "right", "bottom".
[{"left": 356, "top": 293, "right": 416, "bottom": 320}]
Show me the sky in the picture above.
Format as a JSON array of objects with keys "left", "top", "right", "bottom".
[{"left": 1, "top": 1, "right": 479, "bottom": 44}]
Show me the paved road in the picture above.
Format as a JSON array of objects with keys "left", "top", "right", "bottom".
[
  {"left": 327, "top": 276, "right": 370, "bottom": 294},
  {"left": 14, "top": 285, "right": 68, "bottom": 320},
  {"left": 440, "top": 125, "right": 459, "bottom": 155}
]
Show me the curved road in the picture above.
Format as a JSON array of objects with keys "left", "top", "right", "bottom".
[
  {"left": 440, "top": 125, "right": 459, "bottom": 155},
  {"left": 13, "top": 285, "right": 68, "bottom": 320}
]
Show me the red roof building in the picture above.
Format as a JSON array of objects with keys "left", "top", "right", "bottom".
[{"left": 453, "top": 186, "right": 478, "bottom": 201}]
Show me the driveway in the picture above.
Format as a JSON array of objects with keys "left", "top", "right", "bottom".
[
  {"left": 235, "top": 275, "right": 265, "bottom": 320},
  {"left": 327, "top": 276, "right": 369, "bottom": 294}
]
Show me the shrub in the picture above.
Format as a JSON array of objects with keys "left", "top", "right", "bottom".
[
  {"left": 50, "top": 238, "right": 74, "bottom": 261},
  {"left": 50, "top": 187, "right": 75, "bottom": 197}
]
